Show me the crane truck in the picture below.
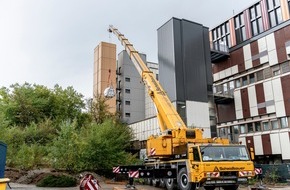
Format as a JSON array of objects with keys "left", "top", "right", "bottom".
[{"left": 108, "top": 25, "right": 255, "bottom": 190}]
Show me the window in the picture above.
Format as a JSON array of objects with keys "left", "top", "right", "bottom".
[
  {"left": 242, "top": 76, "right": 248, "bottom": 86},
  {"left": 272, "top": 65, "right": 280, "bottom": 76},
  {"left": 193, "top": 147, "right": 200, "bottom": 161},
  {"left": 125, "top": 101, "right": 130, "bottom": 105},
  {"left": 256, "top": 70, "right": 264, "bottom": 81},
  {"left": 212, "top": 21, "right": 231, "bottom": 50},
  {"left": 223, "top": 83, "right": 228, "bottom": 94},
  {"left": 249, "top": 73, "right": 255, "bottom": 84},
  {"left": 255, "top": 122, "right": 261, "bottom": 131},
  {"left": 250, "top": 3, "right": 264, "bottom": 36},
  {"left": 125, "top": 113, "right": 131, "bottom": 117},
  {"left": 219, "top": 128, "right": 227, "bottom": 138},
  {"left": 264, "top": 67, "right": 272, "bottom": 79},
  {"left": 271, "top": 120, "right": 279, "bottom": 129},
  {"left": 125, "top": 77, "right": 130, "bottom": 82},
  {"left": 281, "top": 61, "right": 290, "bottom": 73},
  {"left": 229, "top": 81, "right": 235, "bottom": 95},
  {"left": 125, "top": 89, "right": 130, "bottom": 93},
  {"left": 267, "top": 0, "right": 283, "bottom": 27},
  {"left": 240, "top": 125, "right": 246, "bottom": 134},
  {"left": 235, "top": 79, "right": 241, "bottom": 88},
  {"left": 234, "top": 13, "right": 246, "bottom": 43},
  {"left": 248, "top": 123, "right": 254, "bottom": 132},
  {"left": 262, "top": 121, "right": 270, "bottom": 130},
  {"left": 280, "top": 117, "right": 288, "bottom": 128}
]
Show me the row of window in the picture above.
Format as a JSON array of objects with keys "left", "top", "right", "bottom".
[
  {"left": 212, "top": 0, "right": 285, "bottom": 48},
  {"left": 218, "top": 117, "right": 289, "bottom": 142},
  {"left": 213, "top": 61, "right": 290, "bottom": 95}
]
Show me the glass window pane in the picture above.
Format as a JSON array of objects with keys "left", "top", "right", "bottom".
[
  {"left": 252, "top": 20, "right": 258, "bottom": 36},
  {"left": 269, "top": 11, "right": 277, "bottom": 27},
  {"left": 257, "top": 70, "right": 264, "bottom": 81},
  {"left": 280, "top": 117, "right": 288, "bottom": 128},
  {"left": 271, "top": 120, "right": 279, "bottom": 129},
  {"left": 242, "top": 76, "right": 248, "bottom": 86},
  {"left": 248, "top": 123, "right": 254, "bottom": 132},
  {"left": 235, "top": 79, "right": 241, "bottom": 88},
  {"left": 263, "top": 122, "right": 270, "bottom": 130},
  {"left": 241, "top": 27, "right": 246, "bottom": 41},
  {"left": 226, "top": 22, "right": 230, "bottom": 33},
  {"left": 240, "top": 14, "right": 245, "bottom": 25},
  {"left": 226, "top": 35, "right": 231, "bottom": 47},
  {"left": 264, "top": 67, "right": 272, "bottom": 79},
  {"left": 274, "top": 0, "right": 280, "bottom": 6},
  {"left": 235, "top": 16, "right": 239, "bottom": 28},
  {"left": 249, "top": 73, "right": 255, "bottom": 84},
  {"left": 257, "top": 4, "right": 261, "bottom": 16},
  {"left": 268, "top": 0, "right": 274, "bottom": 10},
  {"left": 276, "top": 7, "right": 283, "bottom": 24},
  {"left": 255, "top": 122, "right": 261, "bottom": 131},
  {"left": 258, "top": 18, "right": 264, "bottom": 33},
  {"left": 240, "top": 125, "right": 246, "bottom": 133},
  {"left": 250, "top": 7, "right": 256, "bottom": 19}
]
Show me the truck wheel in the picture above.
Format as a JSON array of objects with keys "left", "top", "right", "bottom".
[
  {"left": 178, "top": 168, "right": 196, "bottom": 190},
  {"left": 165, "top": 178, "right": 177, "bottom": 190},
  {"left": 159, "top": 178, "right": 166, "bottom": 188},
  {"left": 223, "top": 185, "right": 238, "bottom": 190},
  {"left": 152, "top": 179, "right": 160, "bottom": 187}
]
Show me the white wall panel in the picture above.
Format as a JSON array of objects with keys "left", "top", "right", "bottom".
[
  {"left": 234, "top": 90, "right": 243, "bottom": 119},
  {"left": 270, "top": 133, "right": 282, "bottom": 154},
  {"left": 186, "top": 101, "right": 211, "bottom": 138},
  {"left": 213, "top": 73, "right": 219, "bottom": 82},
  {"left": 219, "top": 70, "right": 226, "bottom": 79},
  {"left": 268, "top": 50, "right": 278, "bottom": 66},
  {"left": 254, "top": 135, "right": 264, "bottom": 155},
  {"left": 225, "top": 68, "right": 232, "bottom": 77},
  {"left": 248, "top": 86, "right": 258, "bottom": 116},
  {"left": 272, "top": 78, "right": 286, "bottom": 117},
  {"left": 279, "top": 131, "right": 290, "bottom": 160},
  {"left": 231, "top": 65, "right": 238, "bottom": 75},
  {"left": 263, "top": 81, "right": 275, "bottom": 113},
  {"left": 258, "top": 37, "right": 267, "bottom": 52},
  {"left": 266, "top": 33, "right": 276, "bottom": 51},
  {"left": 238, "top": 137, "right": 246, "bottom": 146},
  {"left": 243, "top": 44, "right": 252, "bottom": 69}
]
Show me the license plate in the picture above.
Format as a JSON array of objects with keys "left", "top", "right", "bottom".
[{"left": 206, "top": 180, "right": 236, "bottom": 184}]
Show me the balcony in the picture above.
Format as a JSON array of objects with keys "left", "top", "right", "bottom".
[
  {"left": 214, "top": 90, "right": 234, "bottom": 104},
  {"left": 210, "top": 41, "right": 230, "bottom": 63}
]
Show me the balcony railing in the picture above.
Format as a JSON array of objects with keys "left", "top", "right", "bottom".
[{"left": 210, "top": 41, "right": 229, "bottom": 63}]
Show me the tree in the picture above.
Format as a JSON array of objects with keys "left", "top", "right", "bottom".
[
  {"left": 90, "top": 94, "right": 115, "bottom": 124},
  {"left": 0, "top": 83, "right": 87, "bottom": 127}
]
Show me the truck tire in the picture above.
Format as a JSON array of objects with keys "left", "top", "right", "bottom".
[
  {"left": 152, "top": 179, "right": 160, "bottom": 187},
  {"left": 177, "top": 168, "right": 196, "bottom": 190},
  {"left": 159, "top": 178, "right": 166, "bottom": 188},
  {"left": 165, "top": 178, "right": 178, "bottom": 190},
  {"left": 223, "top": 185, "right": 239, "bottom": 190}
]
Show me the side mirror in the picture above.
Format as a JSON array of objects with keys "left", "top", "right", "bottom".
[{"left": 250, "top": 148, "right": 255, "bottom": 160}]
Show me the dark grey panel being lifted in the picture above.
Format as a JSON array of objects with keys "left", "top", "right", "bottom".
[
  {"left": 158, "top": 18, "right": 211, "bottom": 103},
  {"left": 158, "top": 19, "right": 177, "bottom": 102}
]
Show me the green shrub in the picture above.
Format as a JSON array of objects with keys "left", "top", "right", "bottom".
[{"left": 36, "top": 174, "right": 77, "bottom": 187}]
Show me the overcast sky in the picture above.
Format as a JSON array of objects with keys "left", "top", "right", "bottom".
[{"left": 0, "top": 0, "right": 255, "bottom": 99}]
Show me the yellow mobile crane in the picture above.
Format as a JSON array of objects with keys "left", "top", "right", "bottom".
[{"left": 109, "top": 25, "right": 255, "bottom": 190}]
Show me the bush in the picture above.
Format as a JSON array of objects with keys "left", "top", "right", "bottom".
[{"left": 36, "top": 174, "right": 77, "bottom": 187}]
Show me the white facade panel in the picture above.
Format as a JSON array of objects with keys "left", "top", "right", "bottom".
[
  {"left": 254, "top": 135, "right": 264, "bottom": 155},
  {"left": 248, "top": 86, "right": 258, "bottom": 117},
  {"left": 238, "top": 137, "right": 246, "bottom": 146},
  {"left": 225, "top": 68, "right": 232, "bottom": 77},
  {"left": 260, "top": 54, "right": 269, "bottom": 64},
  {"left": 213, "top": 73, "right": 219, "bottom": 82},
  {"left": 231, "top": 65, "right": 238, "bottom": 75},
  {"left": 266, "top": 33, "right": 276, "bottom": 51},
  {"left": 286, "top": 45, "right": 290, "bottom": 55},
  {"left": 263, "top": 81, "right": 275, "bottom": 113},
  {"left": 219, "top": 70, "right": 226, "bottom": 79},
  {"left": 258, "top": 37, "right": 267, "bottom": 52},
  {"left": 243, "top": 44, "right": 252, "bottom": 70},
  {"left": 234, "top": 90, "right": 243, "bottom": 119},
  {"left": 270, "top": 133, "right": 282, "bottom": 154},
  {"left": 279, "top": 131, "right": 290, "bottom": 160},
  {"left": 186, "top": 101, "right": 211, "bottom": 138},
  {"left": 272, "top": 78, "right": 286, "bottom": 117},
  {"left": 268, "top": 50, "right": 278, "bottom": 66}
]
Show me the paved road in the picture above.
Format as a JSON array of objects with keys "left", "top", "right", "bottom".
[{"left": 6, "top": 183, "right": 290, "bottom": 190}]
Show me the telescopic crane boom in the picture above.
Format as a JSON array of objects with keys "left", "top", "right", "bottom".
[{"left": 108, "top": 25, "right": 228, "bottom": 157}]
